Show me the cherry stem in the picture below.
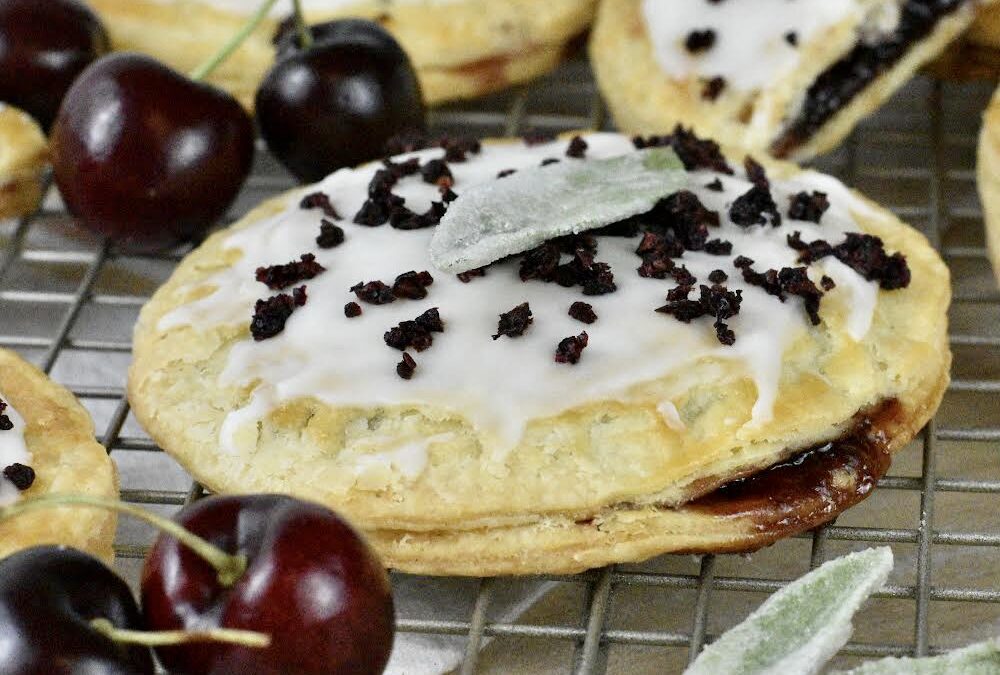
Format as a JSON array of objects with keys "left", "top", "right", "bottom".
[
  {"left": 0, "top": 495, "right": 247, "bottom": 587},
  {"left": 292, "top": 0, "right": 313, "bottom": 49},
  {"left": 91, "top": 618, "right": 270, "bottom": 649},
  {"left": 190, "top": 0, "right": 281, "bottom": 81}
]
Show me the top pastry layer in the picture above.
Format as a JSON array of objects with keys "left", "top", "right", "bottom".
[
  {"left": 594, "top": 0, "right": 990, "bottom": 160},
  {"left": 130, "top": 131, "right": 949, "bottom": 532}
]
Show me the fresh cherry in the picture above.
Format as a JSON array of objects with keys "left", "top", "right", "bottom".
[
  {"left": 257, "top": 19, "right": 425, "bottom": 182},
  {"left": 273, "top": 17, "right": 400, "bottom": 60},
  {"left": 141, "top": 494, "right": 395, "bottom": 675},
  {"left": 50, "top": 53, "right": 255, "bottom": 249},
  {"left": 0, "top": 0, "right": 109, "bottom": 130},
  {"left": 0, "top": 546, "right": 154, "bottom": 675}
]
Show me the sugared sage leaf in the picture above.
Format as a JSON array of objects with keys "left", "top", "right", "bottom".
[
  {"left": 429, "top": 147, "right": 686, "bottom": 273},
  {"left": 684, "top": 548, "right": 894, "bottom": 675}
]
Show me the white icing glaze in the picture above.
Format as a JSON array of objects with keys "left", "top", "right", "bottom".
[
  {"left": 657, "top": 401, "right": 686, "bottom": 432},
  {"left": 153, "top": 0, "right": 458, "bottom": 18},
  {"left": 161, "top": 132, "right": 884, "bottom": 459},
  {"left": 0, "top": 392, "right": 31, "bottom": 506},
  {"left": 350, "top": 432, "right": 453, "bottom": 490},
  {"left": 640, "top": 0, "right": 868, "bottom": 91}
]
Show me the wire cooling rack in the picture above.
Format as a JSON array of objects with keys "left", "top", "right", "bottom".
[{"left": 2, "top": 54, "right": 999, "bottom": 673}]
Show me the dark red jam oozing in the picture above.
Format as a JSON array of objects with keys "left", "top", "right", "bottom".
[
  {"left": 688, "top": 400, "right": 901, "bottom": 538},
  {"left": 771, "top": 0, "right": 966, "bottom": 157}
]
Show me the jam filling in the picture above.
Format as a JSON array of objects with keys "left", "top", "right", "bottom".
[
  {"left": 688, "top": 399, "right": 902, "bottom": 536},
  {"left": 771, "top": 0, "right": 966, "bottom": 157}
]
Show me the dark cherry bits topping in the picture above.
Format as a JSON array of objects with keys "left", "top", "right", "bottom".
[
  {"left": 708, "top": 269, "right": 728, "bottom": 284},
  {"left": 396, "top": 353, "right": 417, "bottom": 380},
  {"left": 351, "top": 280, "right": 396, "bottom": 305},
  {"left": 250, "top": 286, "right": 307, "bottom": 341},
  {"left": 344, "top": 302, "right": 362, "bottom": 318},
  {"left": 568, "top": 302, "right": 597, "bottom": 324},
  {"left": 554, "top": 332, "right": 589, "bottom": 365},
  {"left": 657, "top": 284, "right": 743, "bottom": 346},
  {"left": 685, "top": 29, "right": 716, "bottom": 53},
  {"left": 788, "top": 191, "right": 830, "bottom": 223},
  {"left": 256, "top": 254, "right": 325, "bottom": 290},
  {"left": 0, "top": 398, "right": 11, "bottom": 432},
  {"left": 457, "top": 267, "right": 487, "bottom": 283},
  {"left": 299, "top": 191, "right": 340, "bottom": 219},
  {"left": 316, "top": 219, "right": 345, "bottom": 248},
  {"left": 493, "top": 302, "right": 533, "bottom": 340},
  {"left": 788, "top": 231, "right": 911, "bottom": 290},
  {"left": 730, "top": 184, "right": 781, "bottom": 228},
  {"left": 633, "top": 126, "right": 733, "bottom": 174},
  {"left": 384, "top": 308, "right": 443, "bottom": 352},
  {"left": 3, "top": 463, "right": 35, "bottom": 491},
  {"left": 497, "top": 169, "right": 517, "bottom": 179},
  {"left": 566, "top": 135, "right": 589, "bottom": 159},
  {"left": 392, "top": 270, "right": 434, "bottom": 300},
  {"left": 704, "top": 239, "right": 733, "bottom": 255},
  {"left": 540, "top": 158, "right": 560, "bottom": 167},
  {"left": 702, "top": 77, "right": 726, "bottom": 101},
  {"left": 519, "top": 238, "right": 617, "bottom": 296},
  {"left": 735, "top": 257, "right": 825, "bottom": 325},
  {"left": 420, "top": 159, "right": 453, "bottom": 188}
]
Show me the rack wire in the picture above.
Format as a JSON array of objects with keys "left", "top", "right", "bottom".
[{"left": 2, "top": 54, "right": 999, "bottom": 673}]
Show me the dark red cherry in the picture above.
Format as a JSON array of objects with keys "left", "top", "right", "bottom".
[
  {"left": 256, "top": 19, "right": 425, "bottom": 183},
  {"left": 0, "top": 0, "right": 109, "bottom": 130},
  {"left": 141, "top": 494, "right": 395, "bottom": 675},
  {"left": 273, "top": 17, "right": 399, "bottom": 59},
  {"left": 51, "top": 53, "right": 255, "bottom": 250},
  {"left": 0, "top": 546, "right": 154, "bottom": 675}
]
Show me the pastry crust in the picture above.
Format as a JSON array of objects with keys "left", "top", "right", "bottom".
[
  {"left": 590, "top": 0, "right": 987, "bottom": 161},
  {"left": 129, "top": 134, "right": 950, "bottom": 575},
  {"left": 0, "top": 105, "right": 47, "bottom": 221},
  {"left": 84, "top": 0, "right": 596, "bottom": 108},
  {"left": 0, "top": 349, "right": 119, "bottom": 562},
  {"left": 930, "top": 3, "right": 1000, "bottom": 78},
  {"left": 978, "top": 85, "right": 1000, "bottom": 286}
]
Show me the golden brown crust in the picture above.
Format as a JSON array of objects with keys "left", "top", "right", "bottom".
[
  {"left": 931, "top": 1, "right": 1000, "bottom": 78},
  {"left": 978, "top": 85, "right": 1000, "bottom": 286},
  {"left": 589, "top": 0, "right": 984, "bottom": 160},
  {"left": 129, "top": 136, "right": 951, "bottom": 574},
  {"left": 84, "top": 0, "right": 595, "bottom": 107},
  {"left": 0, "top": 349, "right": 119, "bottom": 562},
  {"left": 0, "top": 105, "right": 47, "bottom": 221},
  {"left": 367, "top": 369, "right": 947, "bottom": 576}
]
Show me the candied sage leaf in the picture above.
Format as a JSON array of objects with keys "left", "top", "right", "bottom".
[
  {"left": 684, "top": 548, "right": 893, "bottom": 675},
  {"left": 429, "top": 147, "right": 686, "bottom": 273},
  {"left": 834, "top": 638, "right": 1000, "bottom": 674}
]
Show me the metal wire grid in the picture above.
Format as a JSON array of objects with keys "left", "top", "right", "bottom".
[{"left": 1, "top": 56, "right": 999, "bottom": 673}]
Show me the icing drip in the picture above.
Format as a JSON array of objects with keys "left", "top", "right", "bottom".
[
  {"left": 161, "top": 133, "right": 883, "bottom": 457},
  {"left": 640, "top": 0, "right": 864, "bottom": 91},
  {"left": 0, "top": 392, "right": 32, "bottom": 506}
]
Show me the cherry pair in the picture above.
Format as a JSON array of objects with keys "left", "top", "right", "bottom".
[
  {"left": 1, "top": 0, "right": 424, "bottom": 249},
  {"left": 0, "top": 494, "right": 394, "bottom": 675}
]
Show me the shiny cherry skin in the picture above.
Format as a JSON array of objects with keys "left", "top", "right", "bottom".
[
  {"left": 0, "top": 546, "right": 154, "bottom": 675},
  {"left": 51, "top": 53, "right": 255, "bottom": 250},
  {"left": 272, "top": 17, "right": 399, "bottom": 60},
  {"left": 141, "top": 494, "right": 395, "bottom": 675},
  {"left": 256, "top": 19, "right": 425, "bottom": 183},
  {"left": 0, "top": 0, "right": 109, "bottom": 130}
]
